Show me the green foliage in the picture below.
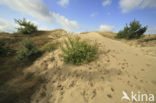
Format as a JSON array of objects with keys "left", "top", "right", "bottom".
[
  {"left": 41, "top": 41, "right": 59, "bottom": 52},
  {"left": 61, "top": 37, "right": 98, "bottom": 65},
  {"left": 15, "top": 18, "right": 37, "bottom": 34},
  {"left": 16, "top": 39, "right": 40, "bottom": 62},
  {"left": 116, "top": 20, "right": 147, "bottom": 39},
  {"left": 0, "top": 40, "right": 11, "bottom": 56}
]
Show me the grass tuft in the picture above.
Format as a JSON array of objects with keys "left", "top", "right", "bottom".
[{"left": 41, "top": 41, "right": 59, "bottom": 52}]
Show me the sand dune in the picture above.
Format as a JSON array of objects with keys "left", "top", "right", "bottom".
[{"left": 25, "top": 32, "right": 156, "bottom": 103}]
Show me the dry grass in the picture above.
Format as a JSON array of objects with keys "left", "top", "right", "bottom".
[
  {"left": 96, "top": 31, "right": 116, "bottom": 39},
  {"left": 139, "top": 34, "right": 156, "bottom": 42},
  {"left": 0, "top": 29, "right": 155, "bottom": 103},
  {"left": 96, "top": 31, "right": 156, "bottom": 47},
  {"left": 0, "top": 29, "right": 66, "bottom": 103}
]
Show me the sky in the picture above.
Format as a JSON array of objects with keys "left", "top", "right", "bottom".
[{"left": 0, "top": 0, "right": 156, "bottom": 34}]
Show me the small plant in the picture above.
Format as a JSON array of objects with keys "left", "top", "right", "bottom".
[
  {"left": 0, "top": 40, "right": 11, "bottom": 57},
  {"left": 116, "top": 20, "right": 147, "bottom": 39},
  {"left": 16, "top": 39, "right": 40, "bottom": 62},
  {"left": 15, "top": 18, "right": 37, "bottom": 34},
  {"left": 61, "top": 37, "right": 98, "bottom": 65},
  {"left": 41, "top": 41, "right": 59, "bottom": 52}
]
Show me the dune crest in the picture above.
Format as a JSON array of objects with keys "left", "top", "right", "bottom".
[{"left": 23, "top": 32, "right": 156, "bottom": 103}]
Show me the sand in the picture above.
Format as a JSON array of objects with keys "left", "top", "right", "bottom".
[{"left": 25, "top": 32, "right": 156, "bottom": 103}]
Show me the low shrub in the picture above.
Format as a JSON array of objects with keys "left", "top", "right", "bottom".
[
  {"left": 0, "top": 40, "right": 11, "bottom": 57},
  {"left": 61, "top": 37, "right": 98, "bottom": 65},
  {"left": 16, "top": 39, "right": 40, "bottom": 62},
  {"left": 15, "top": 18, "right": 37, "bottom": 34},
  {"left": 41, "top": 41, "right": 59, "bottom": 52},
  {"left": 116, "top": 20, "right": 147, "bottom": 39}
]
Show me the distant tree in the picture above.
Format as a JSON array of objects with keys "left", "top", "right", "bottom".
[
  {"left": 15, "top": 18, "right": 37, "bottom": 34},
  {"left": 116, "top": 20, "right": 147, "bottom": 39}
]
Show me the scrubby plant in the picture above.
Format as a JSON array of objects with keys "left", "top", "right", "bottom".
[
  {"left": 0, "top": 40, "right": 11, "bottom": 56},
  {"left": 61, "top": 37, "right": 98, "bottom": 65},
  {"left": 41, "top": 41, "right": 59, "bottom": 52},
  {"left": 15, "top": 18, "right": 37, "bottom": 34},
  {"left": 116, "top": 20, "right": 147, "bottom": 39},
  {"left": 16, "top": 39, "right": 40, "bottom": 62}
]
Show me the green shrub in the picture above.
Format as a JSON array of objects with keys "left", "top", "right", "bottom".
[
  {"left": 116, "top": 20, "right": 147, "bottom": 39},
  {"left": 16, "top": 39, "right": 40, "bottom": 62},
  {"left": 61, "top": 37, "right": 98, "bottom": 65},
  {"left": 15, "top": 18, "right": 37, "bottom": 34},
  {"left": 41, "top": 41, "right": 59, "bottom": 52},
  {"left": 0, "top": 40, "right": 11, "bottom": 57}
]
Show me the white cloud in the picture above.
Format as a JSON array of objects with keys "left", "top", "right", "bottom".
[
  {"left": 26, "top": 19, "right": 39, "bottom": 27},
  {"left": 24, "top": 19, "right": 52, "bottom": 31},
  {"left": 58, "top": 0, "right": 69, "bottom": 7},
  {"left": 53, "top": 13, "right": 81, "bottom": 32},
  {"left": 148, "top": 27, "right": 156, "bottom": 32},
  {"left": 99, "top": 24, "right": 115, "bottom": 32},
  {"left": 119, "top": 0, "right": 156, "bottom": 13},
  {"left": 0, "top": 18, "right": 16, "bottom": 33},
  {"left": 90, "top": 12, "right": 98, "bottom": 17},
  {"left": 0, "top": 17, "right": 55, "bottom": 32},
  {"left": 141, "top": 0, "right": 156, "bottom": 8},
  {"left": 39, "top": 26, "right": 53, "bottom": 31},
  {"left": 102, "top": 0, "right": 112, "bottom": 7},
  {"left": 0, "top": 0, "right": 52, "bottom": 23},
  {"left": 0, "top": 0, "right": 81, "bottom": 32}
]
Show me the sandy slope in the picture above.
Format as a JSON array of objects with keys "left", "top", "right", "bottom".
[{"left": 25, "top": 32, "right": 156, "bottom": 103}]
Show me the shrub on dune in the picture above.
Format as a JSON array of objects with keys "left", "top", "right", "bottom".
[
  {"left": 15, "top": 18, "right": 37, "bottom": 34},
  {"left": 116, "top": 20, "right": 147, "bottom": 39},
  {"left": 61, "top": 37, "right": 98, "bottom": 65},
  {"left": 16, "top": 39, "right": 40, "bottom": 62}
]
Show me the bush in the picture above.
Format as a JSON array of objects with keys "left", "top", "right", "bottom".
[
  {"left": 116, "top": 20, "right": 147, "bottom": 39},
  {"left": 0, "top": 40, "right": 11, "bottom": 57},
  {"left": 15, "top": 18, "right": 37, "bottom": 34},
  {"left": 16, "top": 39, "right": 40, "bottom": 62},
  {"left": 41, "top": 41, "right": 59, "bottom": 52},
  {"left": 61, "top": 37, "right": 98, "bottom": 65}
]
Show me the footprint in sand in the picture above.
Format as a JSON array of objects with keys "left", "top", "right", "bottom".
[
  {"left": 82, "top": 90, "right": 89, "bottom": 103},
  {"left": 89, "top": 67, "right": 92, "bottom": 70},
  {"left": 111, "top": 87, "right": 114, "bottom": 92},
  {"left": 107, "top": 94, "right": 112, "bottom": 98},
  {"left": 40, "top": 91, "right": 46, "bottom": 98},
  {"left": 151, "top": 80, "right": 156, "bottom": 85},
  {"left": 89, "top": 82, "right": 94, "bottom": 87},
  {"left": 101, "top": 76, "right": 105, "bottom": 81},
  {"left": 91, "top": 89, "right": 96, "bottom": 99},
  {"left": 140, "top": 80, "right": 143, "bottom": 83},
  {"left": 41, "top": 61, "right": 48, "bottom": 70},
  {"left": 133, "top": 75, "right": 138, "bottom": 79},
  {"left": 146, "top": 64, "right": 151, "bottom": 67},
  {"left": 69, "top": 81, "right": 75, "bottom": 87}
]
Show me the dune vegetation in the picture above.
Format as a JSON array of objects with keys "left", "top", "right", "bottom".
[{"left": 0, "top": 19, "right": 156, "bottom": 103}]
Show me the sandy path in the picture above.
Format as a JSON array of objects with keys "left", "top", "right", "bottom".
[{"left": 27, "top": 32, "right": 156, "bottom": 103}]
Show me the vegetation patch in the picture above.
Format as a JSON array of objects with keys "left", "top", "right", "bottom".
[
  {"left": 0, "top": 40, "right": 11, "bottom": 57},
  {"left": 41, "top": 41, "right": 60, "bottom": 52},
  {"left": 61, "top": 37, "right": 98, "bottom": 65},
  {"left": 16, "top": 38, "right": 41, "bottom": 62},
  {"left": 0, "top": 74, "right": 46, "bottom": 103},
  {"left": 15, "top": 18, "right": 37, "bottom": 34},
  {"left": 116, "top": 20, "right": 147, "bottom": 39}
]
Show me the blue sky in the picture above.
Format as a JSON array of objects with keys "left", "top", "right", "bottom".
[{"left": 0, "top": 0, "right": 156, "bottom": 34}]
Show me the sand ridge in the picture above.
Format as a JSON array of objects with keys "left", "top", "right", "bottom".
[{"left": 25, "top": 32, "right": 156, "bottom": 103}]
